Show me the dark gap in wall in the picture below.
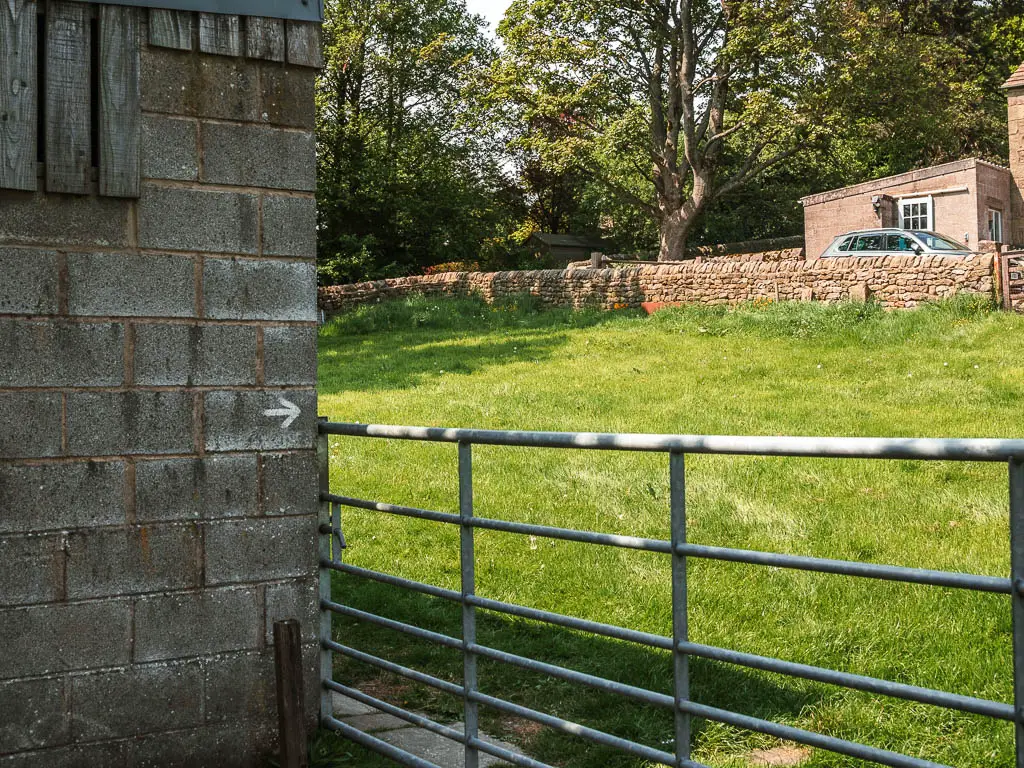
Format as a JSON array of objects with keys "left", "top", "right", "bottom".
[
  {"left": 35, "top": 9, "right": 45, "bottom": 164},
  {"left": 89, "top": 15, "right": 100, "bottom": 171}
]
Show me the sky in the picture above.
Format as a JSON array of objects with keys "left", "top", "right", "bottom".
[{"left": 465, "top": 0, "right": 512, "bottom": 32}]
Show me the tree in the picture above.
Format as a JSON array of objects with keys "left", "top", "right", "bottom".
[
  {"left": 316, "top": 0, "right": 516, "bottom": 283},
  {"left": 808, "top": 1, "right": 1024, "bottom": 179},
  {"left": 316, "top": 0, "right": 1024, "bottom": 275},
  {"left": 484, "top": 0, "right": 845, "bottom": 260},
  {"left": 690, "top": 0, "right": 1024, "bottom": 248},
  {"left": 482, "top": 0, "right": 1024, "bottom": 259}
]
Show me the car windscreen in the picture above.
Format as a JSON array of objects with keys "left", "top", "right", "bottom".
[{"left": 912, "top": 231, "right": 967, "bottom": 251}]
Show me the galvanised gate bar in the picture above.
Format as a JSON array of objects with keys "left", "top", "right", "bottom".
[{"left": 316, "top": 420, "right": 1024, "bottom": 768}]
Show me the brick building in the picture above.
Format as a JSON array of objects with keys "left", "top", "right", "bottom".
[{"left": 800, "top": 62, "right": 1024, "bottom": 260}]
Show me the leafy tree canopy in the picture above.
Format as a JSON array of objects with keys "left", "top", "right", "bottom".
[
  {"left": 316, "top": 0, "right": 523, "bottom": 283},
  {"left": 315, "top": 0, "right": 1024, "bottom": 278}
]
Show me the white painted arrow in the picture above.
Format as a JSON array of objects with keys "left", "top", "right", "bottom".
[{"left": 263, "top": 397, "right": 301, "bottom": 429}]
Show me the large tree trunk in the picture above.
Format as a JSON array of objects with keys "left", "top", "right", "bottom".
[{"left": 658, "top": 211, "right": 691, "bottom": 261}]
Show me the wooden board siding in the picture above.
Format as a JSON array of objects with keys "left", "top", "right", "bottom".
[
  {"left": 46, "top": 1, "right": 92, "bottom": 195},
  {"left": 286, "top": 22, "right": 323, "bottom": 68},
  {"left": 0, "top": 0, "right": 38, "bottom": 191},
  {"left": 199, "top": 13, "right": 242, "bottom": 57},
  {"left": 246, "top": 16, "right": 285, "bottom": 61},
  {"left": 149, "top": 8, "right": 192, "bottom": 49},
  {"left": 98, "top": 5, "right": 140, "bottom": 197}
]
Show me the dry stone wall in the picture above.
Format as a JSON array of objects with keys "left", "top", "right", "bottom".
[
  {"left": 701, "top": 248, "right": 804, "bottom": 262},
  {"left": 319, "top": 255, "right": 995, "bottom": 313}
]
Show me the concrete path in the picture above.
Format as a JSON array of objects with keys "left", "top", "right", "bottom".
[{"left": 334, "top": 692, "right": 521, "bottom": 767}]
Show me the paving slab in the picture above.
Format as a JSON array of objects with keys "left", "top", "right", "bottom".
[
  {"left": 377, "top": 726, "right": 514, "bottom": 767},
  {"left": 342, "top": 713, "right": 410, "bottom": 732},
  {"left": 332, "top": 692, "right": 378, "bottom": 717},
  {"left": 333, "top": 693, "right": 521, "bottom": 767}
]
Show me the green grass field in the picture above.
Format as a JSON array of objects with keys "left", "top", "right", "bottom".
[{"left": 316, "top": 295, "right": 1024, "bottom": 768}]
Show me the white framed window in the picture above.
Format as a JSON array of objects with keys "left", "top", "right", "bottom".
[
  {"left": 988, "top": 208, "right": 1004, "bottom": 242},
  {"left": 901, "top": 196, "right": 932, "bottom": 230}
]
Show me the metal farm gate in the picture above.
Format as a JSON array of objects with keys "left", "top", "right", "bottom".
[{"left": 315, "top": 419, "right": 1024, "bottom": 768}]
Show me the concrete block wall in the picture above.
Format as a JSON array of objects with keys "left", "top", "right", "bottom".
[{"left": 0, "top": 18, "right": 320, "bottom": 768}]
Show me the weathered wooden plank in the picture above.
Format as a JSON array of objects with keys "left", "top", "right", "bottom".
[
  {"left": 286, "top": 21, "right": 323, "bottom": 69},
  {"left": 46, "top": 1, "right": 91, "bottom": 195},
  {"left": 99, "top": 6, "right": 140, "bottom": 198},
  {"left": 246, "top": 16, "right": 284, "bottom": 62},
  {"left": 273, "top": 620, "right": 307, "bottom": 768},
  {"left": 199, "top": 13, "right": 241, "bottom": 57},
  {"left": 149, "top": 9, "right": 191, "bottom": 50},
  {"left": 0, "top": 0, "right": 38, "bottom": 191}
]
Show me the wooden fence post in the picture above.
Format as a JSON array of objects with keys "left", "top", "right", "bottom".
[
  {"left": 999, "top": 244, "right": 1013, "bottom": 311},
  {"left": 274, "top": 619, "right": 308, "bottom": 768}
]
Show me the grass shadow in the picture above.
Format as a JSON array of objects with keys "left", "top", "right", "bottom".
[
  {"left": 319, "top": 331, "right": 577, "bottom": 396},
  {"left": 318, "top": 294, "right": 639, "bottom": 396}
]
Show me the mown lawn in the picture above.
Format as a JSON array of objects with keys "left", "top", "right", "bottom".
[{"left": 316, "top": 295, "right": 1024, "bottom": 768}]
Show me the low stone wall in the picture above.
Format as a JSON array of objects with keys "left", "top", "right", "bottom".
[
  {"left": 702, "top": 247, "right": 804, "bottom": 262},
  {"left": 318, "top": 254, "right": 994, "bottom": 313}
]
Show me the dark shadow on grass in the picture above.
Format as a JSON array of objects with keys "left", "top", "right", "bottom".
[
  {"left": 329, "top": 572, "right": 824, "bottom": 768},
  {"left": 318, "top": 297, "right": 639, "bottom": 396},
  {"left": 318, "top": 332, "right": 574, "bottom": 396}
]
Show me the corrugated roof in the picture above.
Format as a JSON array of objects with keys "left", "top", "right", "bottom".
[{"left": 1003, "top": 62, "right": 1024, "bottom": 89}]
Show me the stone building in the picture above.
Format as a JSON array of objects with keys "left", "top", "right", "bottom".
[{"left": 800, "top": 62, "right": 1024, "bottom": 260}]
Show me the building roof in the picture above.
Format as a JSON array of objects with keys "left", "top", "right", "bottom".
[
  {"left": 799, "top": 158, "right": 1011, "bottom": 207},
  {"left": 1003, "top": 62, "right": 1024, "bottom": 90},
  {"left": 528, "top": 233, "right": 606, "bottom": 249}
]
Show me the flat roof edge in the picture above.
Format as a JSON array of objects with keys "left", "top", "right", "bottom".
[{"left": 799, "top": 158, "right": 1010, "bottom": 207}]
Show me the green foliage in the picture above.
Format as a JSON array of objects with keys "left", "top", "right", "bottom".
[
  {"left": 316, "top": 0, "right": 1024, "bottom": 277},
  {"left": 809, "top": 1, "right": 1022, "bottom": 178},
  {"left": 700, "top": 0, "right": 1024, "bottom": 244},
  {"left": 648, "top": 293, "right": 998, "bottom": 341},
  {"left": 316, "top": 0, "right": 524, "bottom": 284},
  {"left": 471, "top": 0, "right": 1024, "bottom": 253}
]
